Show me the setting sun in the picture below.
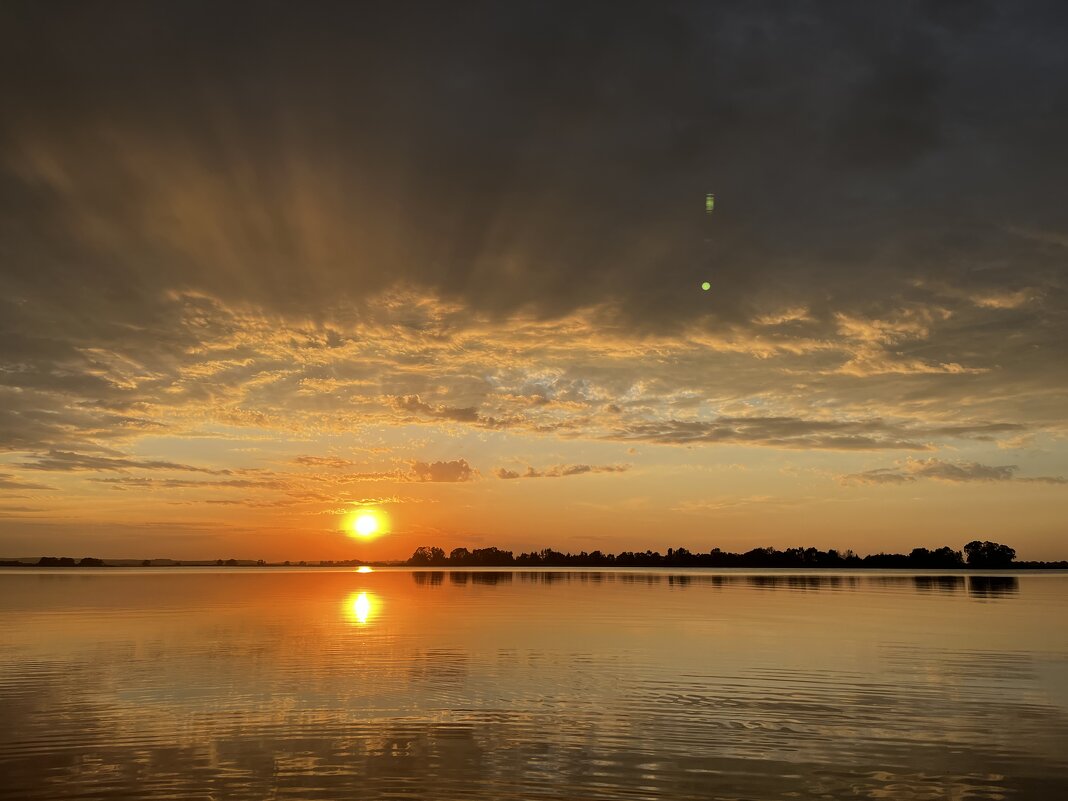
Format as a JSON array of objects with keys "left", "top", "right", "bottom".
[{"left": 349, "top": 510, "right": 386, "bottom": 539}]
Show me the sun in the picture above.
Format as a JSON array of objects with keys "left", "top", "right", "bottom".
[{"left": 349, "top": 510, "right": 385, "bottom": 539}]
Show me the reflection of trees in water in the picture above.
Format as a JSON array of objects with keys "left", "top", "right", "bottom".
[
  {"left": 471, "top": 572, "right": 512, "bottom": 586},
  {"left": 968, "top": 576, "right": 1019, "bottom": 598},
  {"left": 912, "top": 575, "right": 965, "bottom": 593},
  {"left": 411, "top": 571, "right": 444, "bottom": 586},
  {"left": 407, "top": 570, "right": 1022, "bottom": 599},
  {"left": 447, "top": 572, "right": 514, "bottom": 586},
  {"left": 617, "top": 573, "right": 662, "bottom": 585},
  {"left": 519, "top": 571, "right": 569, "bottom": 584},
  {"left": 746, "top": 575, "right": 845, "bottom": 591}
]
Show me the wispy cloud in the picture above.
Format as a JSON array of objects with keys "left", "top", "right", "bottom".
[
  {"left": 291, "top": 455, "right": 358, "bottom": 469},
  {"left": 842, "top": 458, "right": 1067, "bottom": 485},
  {"left": 0, "top": 473, "right": 56, "bottom": 491},
  {"left": 18, "top": 450, "right": 233, "bottom": 474},
  {"left": 494, "top": 464, "right": 630, "bottom": 479}
]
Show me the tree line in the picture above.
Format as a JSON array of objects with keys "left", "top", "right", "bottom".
[
  {"left": 9, "top": 540, "right": 1060, "bottom": 569},
  {"left": 409, "top": 540, "right": 1029, "bottom": 569}
]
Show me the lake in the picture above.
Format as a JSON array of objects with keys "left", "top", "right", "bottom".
[{"left": 1, "top": 569, "right": 1066, "bottom": 800}]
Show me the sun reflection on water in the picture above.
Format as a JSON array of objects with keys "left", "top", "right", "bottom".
[{"left": 343, "top": 591, "right": 378, "bottom": 625}]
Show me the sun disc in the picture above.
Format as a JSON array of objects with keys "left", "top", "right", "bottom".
[{"left": 353, "top": 513, "right": 379, "bottom": 537}]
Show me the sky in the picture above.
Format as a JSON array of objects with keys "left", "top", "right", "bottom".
[{"left": 1, "top": 1, "right": 1066, "bottom": 561}]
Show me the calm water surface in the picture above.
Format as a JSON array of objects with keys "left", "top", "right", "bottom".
[{"left": 1, "top": 569, "right": 1066, "bottom": 800}]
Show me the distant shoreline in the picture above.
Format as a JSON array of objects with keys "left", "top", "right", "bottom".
[
  {"left": 4, "top": 541, "right": 1065, "bottom": 571},
  {"left": 3, "top": 562, "right": 1067, "bottom": 571}
]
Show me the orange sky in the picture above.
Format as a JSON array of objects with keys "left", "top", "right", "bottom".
[{"left": 1, "top": 288, "right": 1064, "bottom": 561}]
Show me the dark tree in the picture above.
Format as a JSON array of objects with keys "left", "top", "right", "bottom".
[
  {"left": 400, "top": 542, "right": 1021, "bottom": 570},
  {"left": 963, "top": 540, "right": 1016, "bottom": 568},
  {"left": 908, "top": 546, "right": 964, "bottom": 568},
  {"left": 410, "top": 546, "right": 446, "bottom": 565},
  {"left": 468, "top": 547, "right": 514, "bottom": 566},
  {"left": 37, "top": 556, "right": 76, "bottom": 566},
  {"left": 931, "top": 546, "right": 964, "bottom": 568}
]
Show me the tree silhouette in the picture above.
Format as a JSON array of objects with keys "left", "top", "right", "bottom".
[
  {"left": 409, "top": 546, "right": 446, "bottom": 566},
  {"left": 403, "top": 541, "right": 1018, "bottom": 569},
  {"left": 963, "top": 540, "right": 1016, "bottom": 568}
]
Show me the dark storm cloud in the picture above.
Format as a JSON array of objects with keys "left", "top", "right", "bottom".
[{"left": 3, "top": 0, "right": 1067, "bottom": 327}]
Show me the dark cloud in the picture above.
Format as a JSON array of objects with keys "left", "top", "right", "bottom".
[
  {"left": 843, "top": 458, "right": 1067, "bottom": 485},
  {"left": 911, "top": 459, "right": 1017, "bottom": 482},
  {"left": 494, "top": 464, "right": 630, "bottom": 479},
  {"left": 601, "top": 417, "right": 1025, "bottom": 451},
  {"left": 0, "top": 386, "right": 166, "bottom": 454},
  {"left": 395, "top": 396, "right": 482, "bottom": 424},
  {"left": 0, "top": 473, "right": 56, "bottom": 491},
  {"left": 18, "top": 450, "right": 231, "bottom": 474},
  {"left": 292, "top": 456, "right": 358, "bottom": 469},
  {"left": 841, "top": 468, "right": 916, "bottom": 486},
  {"left": 2, "top": 1, "right": 1066, "bottom": 329},
  {"left": 410, "top": 459, "right": 477, "bottom": 483},
  {"left": 91, "top": 477, "right": 289, "bottom": 490}
]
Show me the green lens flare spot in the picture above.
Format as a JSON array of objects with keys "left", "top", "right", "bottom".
[{"left": 701, "top": 281, "right": 711, "bottom": 291}]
